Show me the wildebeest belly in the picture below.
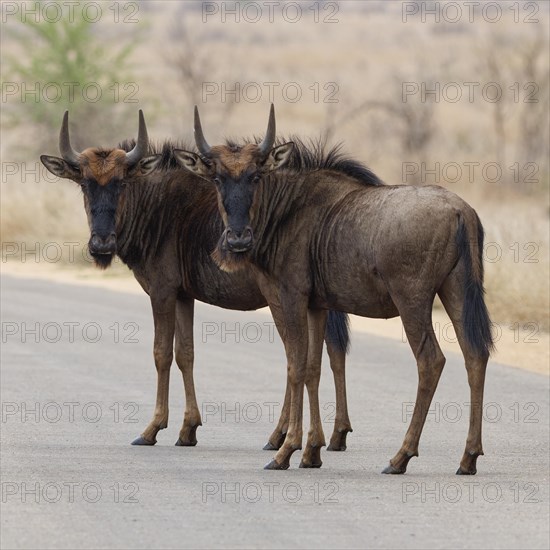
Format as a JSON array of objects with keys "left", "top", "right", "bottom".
[
  {"left": 311, "top": 267, "right": 399, "bottom": 318},
  {"left": 310, "top": 213, "right": 400, "bottom": 318},
  {"left": 189, "top": 265, "right": 269, "bottom": 312}
]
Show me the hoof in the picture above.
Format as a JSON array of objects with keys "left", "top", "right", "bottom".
[
  {"left": 457, "top": 451, "right": 482, "bottom": 475},
  {"left": 264, "top": 458, "right": 290, "bottom": 470},
  {"left": 299, "top": 460, "right": 322, "bottom": 469},
  {"left": 381, "top": 463, "right": 406, "bottom": 474},
  {"left": 176, "top": 425, "right": 199, "bottom": 447},
  {"left": 327, "top": 429, "right": 351, "bottom": 451},
  {"left": 175, "top": 438, "right": 197, "bottom": 447},
  {"left": 263, "top": 431, "right": 286, "bottom": 451},
  {"left": 456, "top": 466, "right": 477, "bottom": 475},
  {"left": 131, "top": 435, "right": 156, "bottom": 446}
]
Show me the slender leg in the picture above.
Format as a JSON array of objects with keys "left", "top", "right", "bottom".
[
  {"left": 439, "top": 273, "right": 489, "bottom": 475},
  {"left": 326, "top": 340, "right": 353, "bottom": 451},
  {"left": 266, "top": 315, "right": 353, "bottom": 453},
  {"left": 382, "top": 302, "right": 446, "bottom": 474},
  {"left": 299, "top": 309, "right": 327, "bottom": 468},
  {"left": 264, "top": 293, "right": 309, "bottom": 470},
  {"left": 264, "top": 303, "right": 291, "bottom": 451},
  {"left": 264, "top": 381, "right": 290, "bottom": 451},
  {"left": 132, "top": 293, "right": 176, "bottom": 445},
  {"left": 174, "top": 298, "right": 203, "bottom": 446}
]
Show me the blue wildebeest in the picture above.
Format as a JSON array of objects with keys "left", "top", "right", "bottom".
[
  {"left": 40, "top": 111, "right": 353, "bottom": 459},
  {"left": 176, "top": 104, "right": 494, "bottom": 473}
]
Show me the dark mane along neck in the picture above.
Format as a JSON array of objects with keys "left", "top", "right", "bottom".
[
  {"left": 115, "top": 140, "right": 221, "bottom": 271},
  {"left": 226, "top": 135, "right": 384, "bottom": 187},
  {"left": 243, "top": 138, "right": 384, "bottom": 269},
  {"left": 281, "top": 136, "right": 384, "bottom": 187}
]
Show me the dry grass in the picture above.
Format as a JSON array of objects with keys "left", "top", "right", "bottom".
[
  {"left": 477, "top": 196, "right": 549, "bottom": 331},
  {"left": 1, "top": 1, "right": 548, "bottom": 333}
]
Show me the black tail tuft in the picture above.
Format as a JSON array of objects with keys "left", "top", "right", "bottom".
[
  {"left": 325, "top": 311, "right": 351, "bottom": 354},
  {"left": 456, "top": 218, "right": 495, "bottom": 357}
]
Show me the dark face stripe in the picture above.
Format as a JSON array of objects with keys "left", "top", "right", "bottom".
[
  {"left": 84, "top": 179, "right": 122, "bottom": 238},
  {"left": 218, "top": 170, "right": 258, "bottom": 233}
]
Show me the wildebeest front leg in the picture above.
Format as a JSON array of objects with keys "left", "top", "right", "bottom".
[
  {"left": 174, "top": 298, "right": 202, "bottom": 446},
  {"left": 132, "top": 293, "right": 176, "bottom": 445},
  {"left": 264, "top": 295, "right": 309, "bottom": 470},
  {"left": 326, "top": 340, "right": 353, "bottom": 451},
  {"left": 264, "top": 380, "right": 290, "bottom": 451},
  {"left": 383, "top": 304, "right": 446, "bottom": 474},
  {"left": 263, "top": 303, "right": 292, "bottom": 451},
  {"left": 299, "top": 309, "right": 327, "bottom": 468}
]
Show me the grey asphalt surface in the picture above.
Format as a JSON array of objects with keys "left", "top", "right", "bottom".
[{"left": 1, "top": 274, "right": 549, "bottom": 550}]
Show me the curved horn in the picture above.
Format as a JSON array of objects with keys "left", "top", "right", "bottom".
[
  {"left": 194, "top": 105, "right": 212, "bottom": 157},
  {"left": 258, "top": 103, "right": 276, "bottom": 156},
  {"left": 59, "top": 111, "right": 81, "bottom": 166},
  {"left": 125, "top": 110, "right": 149, "bottom": 166}
]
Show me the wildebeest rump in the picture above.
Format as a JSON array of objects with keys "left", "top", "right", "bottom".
[
  {"left": 177, "top": 105, "right": 494, "bottom": 473},
  {"left": 40, "top": 111, "right": 353, "bottom": 456}
]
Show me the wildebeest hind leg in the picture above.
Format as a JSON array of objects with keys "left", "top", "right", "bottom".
[
  {"left": 382, "top": 299, "right": 445, "bottom": 474},
  {"left": 439, "top": 273, "right": 488, "bottom": 475},
  {"left": 326, "top": 341, "right": 352, "bottom": 451}
]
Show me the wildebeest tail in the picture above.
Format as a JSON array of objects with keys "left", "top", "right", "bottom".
[
  {"left": 325, "top": 311, "right": 351, "bottom": 354},
  {"left": 456, "top": 212, "right": 494, "bottom": 357}
]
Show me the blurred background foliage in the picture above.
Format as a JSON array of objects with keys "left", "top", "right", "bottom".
[
  {"left": 0, "top": 0, "right": 548, "bottom": 330},
  {"left": 2, "top": 0, "right": 146, "bottom": 154}
]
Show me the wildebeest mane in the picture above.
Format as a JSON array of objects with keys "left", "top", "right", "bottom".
[
  {"left": 120, "top": 137, "right": 383, "bottom": 188},
  {"left": 225, "top": 135, "right": 384, "bottom": 187},
  {"left": 118, "top": 138, "right": 191, "bottom": 170},
  {"left": 115, "top": 138, "right": 221, "bottom": 270}
]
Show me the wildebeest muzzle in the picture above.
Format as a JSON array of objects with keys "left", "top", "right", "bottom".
[
  {"left": 224, "top": 226, "right": 254, "bottom": 253},
  {"left": 89, "top": 232, "right": 117, "bottom": 255}
]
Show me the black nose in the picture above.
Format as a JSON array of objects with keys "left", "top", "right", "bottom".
[
  {"left": 89, "top": 233, "right": 116, "bottom": 255},
  {"left": 226, "top": 227, "right": 253, "bottom": 252}
]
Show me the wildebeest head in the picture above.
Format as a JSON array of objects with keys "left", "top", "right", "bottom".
[
  {"left": 40, "top": 111, "right": 161, "bottom": 268},
  {"left": 175, "top": 104, "right": 294, "bottom": 254}
]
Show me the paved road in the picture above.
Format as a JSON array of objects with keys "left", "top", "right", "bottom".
[{"left": 1, "top": 274, "right": 548, "bottom": 549}]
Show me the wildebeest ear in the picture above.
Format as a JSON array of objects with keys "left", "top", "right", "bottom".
[
  {"left": 263, "top": 142, "right": 294, "bottom": 171},
  {"left": 128, "top": 154, "right": 163, "bottom": 177},
  {"left": 40, "top": 155, "right": 82, "bottom": 182},
  {"left": 173, "top": 150, "right": 211, "bottom": 176}
]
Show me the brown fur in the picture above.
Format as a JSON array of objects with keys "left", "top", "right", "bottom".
[
  {"left": 210, "top": 143, "right": 260, "bottom": 178},
  {"left": 41, "top": 137, "right": 353, "bottom": 460},
  {"left": 80, "top": 148, "right": 128, "bottom": 186},
  {"left": 210, "top": 239, "right": 252, "bottom": 273},
  {"left": 204, "top": 137, "right": 493, "bottom": 474},
  {"left": 115, "top": 157, "right": 352, "bottom": 457}
]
